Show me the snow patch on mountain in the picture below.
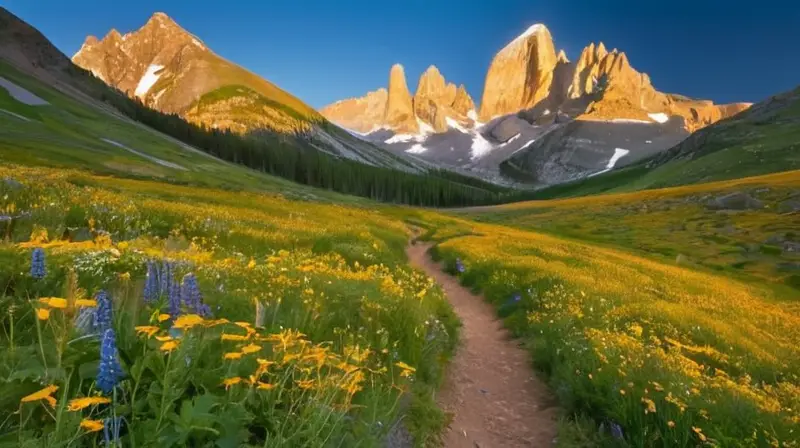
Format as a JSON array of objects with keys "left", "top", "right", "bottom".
[
  {"left": 406, "top": 144, "right": 427, "bottom": 154},
  {"left": 417, "top": 117, "right": 435, "bottom": 135},
  {"left": 471, "top": 133, "right": 494, "bottom": 159},
  {"left": 135, "top": 65, "right": 164, "bottom": 98},
  {"left": 611, "top": 118, "right": 652, "bottom": 124},
  {"left": 385, "top": 134, "right": 415, "bottom": 144},
  {"left": 589, "top": 148, "right": 630, "bottom": 177},
  {"left": 648, "top": 112, "right": 670, "bottom": 123},
  {"left": 446, "top": 117, "right": 469, "bottom": 133}
]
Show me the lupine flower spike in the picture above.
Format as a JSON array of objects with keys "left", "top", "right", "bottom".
[
  {"left": 455, "top": 258, "right": 465, "bottom": 274},
  {"left": 181, "top": 273, "right": 211, "bottom": 317},
  {"left": 160, "top": 261, "right": 172, "bottom": 297},
  {"left": 168, "top": 280, "right": 181, "bottom": 318},
  {"left": 30, "top": 248, "right": 46, "bottom": 279},
  {"left": 93, "top": 291, "right": 113, "bottom": 333},
  {"left": 97, "top": 329, "right": 123, "bottom": 394},
  {"left": 143, "top": 261, "right": 159, "bottom": 303}
]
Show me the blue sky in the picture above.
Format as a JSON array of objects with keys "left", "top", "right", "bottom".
[{"left": 5, "top": 0, "right": 799, "bottom": 108}]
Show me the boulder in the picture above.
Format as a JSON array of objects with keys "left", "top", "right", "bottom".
[
  {"left": 784, "top": 241, "right": 800, "bottom": 254},
  {"left": 706, "top": 192, "right": 764, "bottom": 210},
  {"left": 489, "top": 116, "right": 526, "bottom": 142}
]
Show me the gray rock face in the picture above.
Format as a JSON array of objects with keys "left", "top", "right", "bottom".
[
  {"left": 706, "top": 192, "right": 765, "bottom": 210},
  {"left": 505, "top": 119, "right": 687, "bottom": 185},
  {"left": 489, "top": 117, "right": 525, "bottom": 142}
]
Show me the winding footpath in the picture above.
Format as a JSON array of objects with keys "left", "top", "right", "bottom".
[{"left": 406, "top": 241, "right": 559, "bottom": 447}]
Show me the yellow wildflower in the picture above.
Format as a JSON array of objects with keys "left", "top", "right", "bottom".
[
  {"left": 224, "top": 352, "right": 243, "bottom": 360},
  {"left": 296, "top": 379, "right": 315, "bottom": 390},
  {"left": 667, "top": 421, "right": 675, "bottom": 428},
  {"left": 620, "top": 389, "right": 626, "bottom": 395},
  {"left": 247, "top": 258, "right": 256, "bottom": 269},
  {"left": 157, "top": 314, "right": 171, "bottom": 322},
  {"left": 74, "top": 299, "right": 97, "bottom": 308},
  {"left": 256, "top": 382, "right": 275, "bottom": 390},
  {"left": 21, "top": 385, "right": 58, "bottom": 407},
  {"left": 67, "top": 396, "right": 111, "bottom": 411},
  {"left": 641, "top": 397, "right": 657, "bottom": 414},
  {"left": 692, "top": 427, "right": 706, "bottom": 441},
  {"left": 204, "top": 318, "right": 230, "bottom": 327},
  {"left": 39, "top": 297, "right": 68, "bottom": 309},
  {"left": 135, "top": 326, "right": 159, "bottom": 338},
  {"left": 395, "top": 361, "right": 416, "bottom": 377},
  {"left": 160, "top": 341, "right": 179, "bottom": 352},
  {"left": 155, "top": 335, "right": 173, "bottom": 342},
  {"left": 36, "top": 308, "right": 50, "bottom": 321},
  {"left": 222, "top": 377, "right": 243, "bottom": 389},
  {"left": 173, "top": 314, "right": 204, "bottom": 329},
  {"left": 119, "top": 272, "right": 131, "bottom": 281},
  {"left": 80, "top": 419, "right": 104, "bottom": 432},
  {"left": 221, "top": 333, "right": 250, "bottom": 342},
  {"left": 241, "top": 344, "right": 261, "bottom": 354}
]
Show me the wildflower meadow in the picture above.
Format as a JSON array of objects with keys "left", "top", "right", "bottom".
[
  {"left": 0, "top": 165, "right": 458, "bottom": 446},
  {"left": 420, "top": 214, "right": 799, "bottom": 447}
]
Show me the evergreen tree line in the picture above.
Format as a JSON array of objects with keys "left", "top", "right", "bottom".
[{"left": 89, "top": 81, "right": 509, "bottom": 207}]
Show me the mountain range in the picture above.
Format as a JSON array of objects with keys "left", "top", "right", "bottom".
[
  {"left": 8, "top": 10, "right": 796, "bottom": 190},
  {"left": 321, "top": 24, "right": 752, "bottom": 185}
]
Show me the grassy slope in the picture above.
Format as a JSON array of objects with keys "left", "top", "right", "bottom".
[
  {"left": 399, "top": 191, "right": 800, "bottom": 445},
  {"left": 458, "top": 171, "right": 800, "bottom": 291},
  {"left": 0, "top": 61, "right": 374, "bottom": 204},
  {"left": 526, "top": 86, "right": 800, "bottom": 200}
]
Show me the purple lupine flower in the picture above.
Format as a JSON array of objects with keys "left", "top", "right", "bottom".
[
  {"left": 97, "top": 329, "right": 123, "bottom": 394},
  {"left": 455, "top": 258, "right": 465, "bottom": 274},
  {"left": 181, "top": 273, "right": 200, "bottom": 311},
  {"left": 30, "top": 248, "right": 46, "bottom": 279},
  {"left": 168, "top": 280, "right": 181, "bottom": 317},
  {"left": 92, "top": 290, "right": 113, "bottom": 333},
  {"left": 143, "top": 261, "right": 159, "bottom": 303},
  {"left": 609, "top": 422, "right": 624, "bottom": 440},
  {"left": 512, "top": 293, "right": 521, "bottom": 302},
  {"left": 159, "top": 261, "right": 172, "bottom": 297},
  {"left": 103, "top": 416, "right": 123, "bottom": 445}
]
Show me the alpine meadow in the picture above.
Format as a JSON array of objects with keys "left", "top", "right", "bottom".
[{"left": 1, "top": 4, "right": 799, "bottom": 448}]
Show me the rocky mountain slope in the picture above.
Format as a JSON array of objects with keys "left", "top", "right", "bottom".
[
  {"left": 321, "top": 24, "right": 752, "bottom": 186},
  {"left": 523, "top": 84, "right": 800, "bottom": 198},
  {"left": 70, "top": 12, "right": 425, "bottom": 171}
]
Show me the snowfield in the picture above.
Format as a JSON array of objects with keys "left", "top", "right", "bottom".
[{"left": 134, "top": 65, "right": 164, "bottom": 98}]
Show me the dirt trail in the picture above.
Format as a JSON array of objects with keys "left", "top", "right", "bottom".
[{"left": 406, "top": 241, "right": 559, "bottom": 447}]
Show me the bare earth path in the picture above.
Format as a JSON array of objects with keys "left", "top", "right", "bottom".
[{"left": 406, "top": 241, "right": 559, "bottom": 447}]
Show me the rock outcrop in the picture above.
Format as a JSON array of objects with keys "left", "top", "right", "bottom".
[
  {"left": 321, "top": 64, "right": 476, "bottom": 134},
  {"left": 319, "top": 88, "right": 388, "bottom": 134},
  {"left": 385, "top": 64, "right": 418, "bottom": 134},
  {"left": 568, "top": 41, "right": 751, "bottom": 130},
  {"left": 479, "top": 24, "right": 557, "bottom": 120},
  {"left": 413, "top": 65, "right": 475, "bottom": 132}
]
